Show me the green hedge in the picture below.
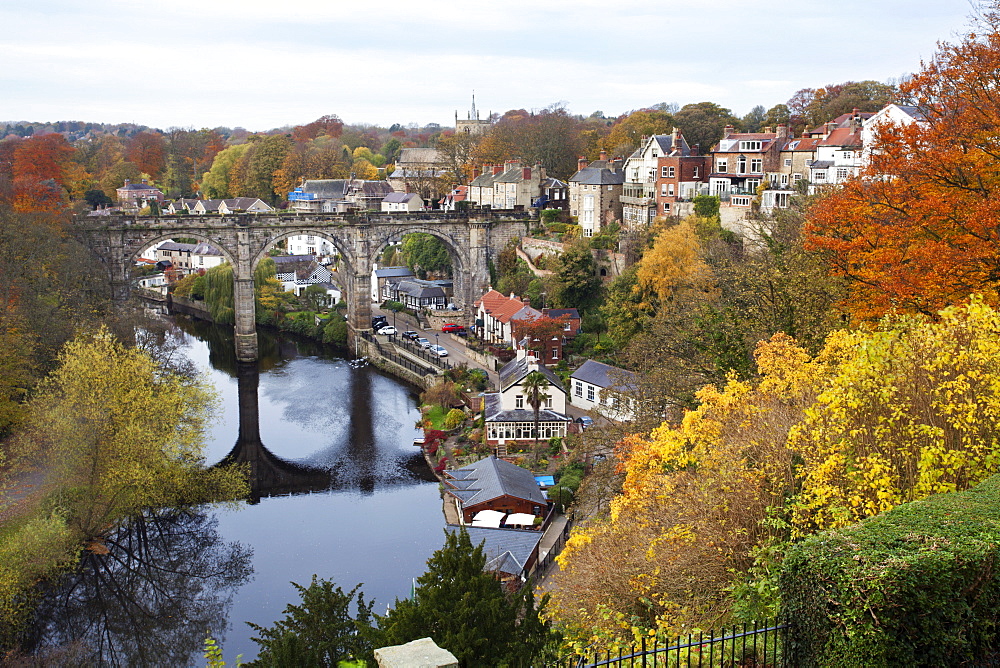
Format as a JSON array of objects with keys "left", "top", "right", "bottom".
[{"left": 780, "top": 475, "right": 1000, "bottom": 667}]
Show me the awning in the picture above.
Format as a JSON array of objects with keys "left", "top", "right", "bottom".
[
  {"left": 471, "top": 509, "right": 506, "bottom": 528},
  {"left": 504, "top": 513, "right": 537, "bottom": 527}
]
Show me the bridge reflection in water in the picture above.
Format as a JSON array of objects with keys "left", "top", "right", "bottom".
[{"left": 192, "top": 316, "right": 435, "bottom": 502}]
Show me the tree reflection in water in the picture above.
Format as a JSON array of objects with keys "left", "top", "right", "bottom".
[{"left": 26, "top": 510, "right": 252, "bottom": 667}]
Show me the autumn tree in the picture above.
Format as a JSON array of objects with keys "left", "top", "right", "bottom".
[
  {"left": 16, "top": 328, "right": 247, "bottom": 539},
  {"left": 806, "top": 6, "right": 1000, "bottom": 320},
  {"left": 125, "top": 131, "right": 167, "bottom": 180},
  {"left": 229, "top": 134, "right": 293, "bottom": 203},
  {"left": 201, "top": 144, "right": 250, "bottom": 199},
  {"left": 550, "top": 334, "right": 826, "bottom": 645},
  {"left": 11, "top": 134, "right": 76, "bottom": 211},
  {"left": 601, "top": 108, "right": 674, "bottom": 158}
]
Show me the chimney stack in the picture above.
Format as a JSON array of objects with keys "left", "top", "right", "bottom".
[
  {"left": 723, "top": 124, "right": 735, "bottom": 137},
  {"left": 578, "top": 156, "right": 588, "bottom": 172},
  {"left": 492, "top": 164, "right": 503, "bottom": 175},
  {"left": 599, "top": 149, "right": 608, "bottom": 161},
  {"left": 472, "top": 167, "right": 481, "bottom": 179},
  {"left": 777, "top": 124, "right": 788, "bottom": 139}
]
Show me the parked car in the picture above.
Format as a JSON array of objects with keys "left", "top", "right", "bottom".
[
  {"left": 416, "top": 337, "right": 431, "bottom": 348},
  {"left": 441, "top": 323, "right": 464, "bottom": 333},
  {"left": 376, "top": 325, "right": 397, "bottom": 336},
  {"left": 402, "top": 330, "right": 418, "bottom": 340},
  {"left": 372, "top": 315, "right": 388, "bottom": 329},
  {"left": 429, "top": 344, "right": 449, "bottom": 357},
  {"left": 575, "top": 416, "right": 594, "bottom": 430}
]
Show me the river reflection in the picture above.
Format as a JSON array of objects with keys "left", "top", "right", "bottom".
[
  {"left": 28, "top": 316, "right": 446, "bottom": 665},
  {"left": 26, "top": 510, "right": 253, "bottom": 666}
]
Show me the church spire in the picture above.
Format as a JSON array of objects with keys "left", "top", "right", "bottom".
[{"left": 470, "top": 92, "right": 478, "bottom": 120}]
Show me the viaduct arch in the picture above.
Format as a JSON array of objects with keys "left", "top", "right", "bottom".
[{"left": 75, "top": 211, "right": 529, "bottom": 361}]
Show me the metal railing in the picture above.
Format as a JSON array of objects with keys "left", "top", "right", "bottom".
[
  {"left": 555, "top": 620, "right": 790, "bottom": 668},
  {"left": 394, "top": 336, "right": 453, "bottom": 369}
]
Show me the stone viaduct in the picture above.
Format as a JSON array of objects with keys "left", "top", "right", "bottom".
[{"left": 74, "top": 211, "right": 530, "bottom": 361}]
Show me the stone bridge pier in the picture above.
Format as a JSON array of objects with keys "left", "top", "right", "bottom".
[{"left": 75, "top": 211, "right": 528, "bottom": 362}]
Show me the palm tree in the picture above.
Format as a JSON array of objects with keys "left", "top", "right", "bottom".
[{"left": 521, "top": 370, "right": 550, "bottom": 448}]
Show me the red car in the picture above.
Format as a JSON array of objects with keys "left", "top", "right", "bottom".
[{"left": 441, "top": 323, "right": 464, "bottom": 333}]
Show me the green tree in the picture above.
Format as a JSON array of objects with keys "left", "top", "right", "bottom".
[
  {"left": 204, "top": 263, "right": 235, "bottom": 324},
  {"left": 375, "top": 529, "right": 558, "bottom": 667},
  {"left": 248, "top": 577, "right": 374, "bottom": 667},
  {"left": 673, "top": 102, "right": 740, "bottom": 154},
  {"left": 692, "top": 194, "right": 720, "bottom": 219},
  {"left": 551, "top": 239, "right": 602, "bottom": 312},
  {"left": 202, "top": 144, "right": 250, "bottom": 199},
  {"left": 401, "top": 233, "right": 452, "bottom": 278}
]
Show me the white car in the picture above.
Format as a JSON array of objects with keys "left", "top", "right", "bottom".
[
  {"left": 416, "top": 337, "right": 431, "bottom": 348},
  {"left": 429, "top": 344, "right": 449, "bottom": 357},
  {"left": 376, "top": 325, "right": 397, "bottom": 336}
]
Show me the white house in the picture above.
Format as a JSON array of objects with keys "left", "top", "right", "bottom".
[
  {"left": 218, "top": 197, "right": 274, "bottom": 214},
  {"left": 861, "top": 104, "right": 927, "bottom": 167},
  {"left": 381, "top": 191, "right": 424, "bottom": 212},
  {"left": 370, "top": 264, "right": 416, "bottom": 302},
  {"left": 569, "top": 359, "right": 639, "bottom": 422},
  {"left": 191, "top": 242, "right": 225, "bottom": 271},
  {"left": 272, "top": 255, "right": 333, "bottom": 295},
  {"left": 474, "top": 289, "right": 542, "bottom": 347},
  {"left": 484, "top": 350, "right": 571, "bottom": 446},
  {"left": 287, "top": 233, "right": 335, "bottom": 258}
]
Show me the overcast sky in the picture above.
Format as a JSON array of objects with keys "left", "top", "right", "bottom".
[{"left": 0, "top": 0, "right": 977, "bottom": 131}]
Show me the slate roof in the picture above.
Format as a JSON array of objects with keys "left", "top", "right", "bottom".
[
  {"left": 498, "top": 356, "right": 564, "bottom": 393},
  {"left": 809, "top": 160, "right": 834, "bottom": 169},
  {"left": 569, "top": 163, "right": 625, "bottom": 185},
  {"left": 118, "top": 182, "right": 161, "bottom": 192},
  {"left": 394, "top": 279, "right": 445, "bottom": 299},
  {"left": 272, "top": 254, "right": 316, "bottom": 265},
  {"left": 383, "top": 192, "right": 421, "bottom": 204},
  {"left": 374, "top": 266, "right": 415, "bottom": 279},
  {"left": 444, "top": 526, "right": 542, "bottom": 576},
  {"left": 197, "top": 199, "right": 224, "bottom": 212},
  {"left": 483, "top": 392, "right": 571, "bottom": 425},
  {"left": 191, "top": 242, "right": 222, "bottom": 256},
  {"left": 301, "top": 179, "right": 349, "bottom": 199},
  {"left": 444, "top": 455, "right": 547, "bottom": 507},
  {"left": 570, "top": 359, "right": 638, "bottom": 391},
  {"left": 470, "top": 171, "right": 498, "bottom": 187},
  {"left": 545, "top": 308, "right": 580, "bottom": 320},
  {"left": 397, "top": 147, "right": 443, "bottom": 165},
  {"left": 159, "top": 241, "right": 197, "bottom": 253},
  {"left": 222, "top": 197, "right": 273, "bottom": 211}
]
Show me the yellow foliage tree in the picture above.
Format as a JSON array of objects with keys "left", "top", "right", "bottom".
[
  {"left": 17, "top": 328, "right": 247, "bottom": 539},
  {"left": 634, "top": 219, "right": 715, "bottom": 309},
  {"left": 790, "top": 297, "right": 1000, "bottom": 534},
  {"left": 550, "top": 334, "right": 834, "bottom": 645}
]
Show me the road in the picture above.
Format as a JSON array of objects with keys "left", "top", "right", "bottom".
[{"left": 370, "top": 305, "right": 499, "bottom": 388}]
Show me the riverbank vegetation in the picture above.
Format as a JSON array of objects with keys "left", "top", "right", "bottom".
[{"left": 0, "top": 328, "right": 248, "bottom": 650}]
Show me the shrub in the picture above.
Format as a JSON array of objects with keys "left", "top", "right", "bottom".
[
  {"left": 443, "top": 408, "right": 466, "bottom": 430},
  {"left": 781, "top": 474, "right": 1000, "bottom": 668}
]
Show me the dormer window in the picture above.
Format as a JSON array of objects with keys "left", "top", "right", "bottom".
[{"left": 739, "top": 140, "right": 762, "bottom": 151}]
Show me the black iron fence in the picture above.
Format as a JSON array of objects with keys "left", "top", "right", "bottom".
[
  {"left": 360, "top": 331, "right": 440, "bottom": 377},
  {"left": 554, "top": 621, "right": 790, "bottom": 668}
]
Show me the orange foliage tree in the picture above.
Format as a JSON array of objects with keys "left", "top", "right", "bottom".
[
  {"left": 125, "top": 131, "right": 167, "bottom": 179},
  {"left": 11, "top": 134, "right": 76, "bottom": 212},
  {"left": 805, "top": 4, "right": 1000, "bottom": 319}
]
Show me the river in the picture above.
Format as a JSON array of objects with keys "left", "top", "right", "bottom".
[{"left": 26, "top": 315, "right": 446, "bottom": 665}]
